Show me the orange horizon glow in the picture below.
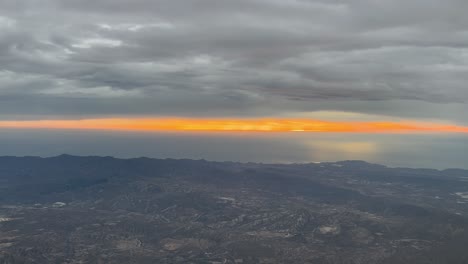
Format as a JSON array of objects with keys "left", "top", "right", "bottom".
[{"left": 1, "top": 118, "right": 468, "bottom": 134}]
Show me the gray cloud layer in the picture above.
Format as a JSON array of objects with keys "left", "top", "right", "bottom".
[{"left": 1, "top": 0, "right": 468, "bottom": 120}]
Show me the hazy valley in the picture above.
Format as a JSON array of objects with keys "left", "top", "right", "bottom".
[{"left": 1, "top": 156, "right": 468, "bottom": 263}]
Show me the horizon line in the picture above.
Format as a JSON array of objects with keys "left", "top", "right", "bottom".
[{"left": 1, "top": 117, "right": 468, "bottom": 134}]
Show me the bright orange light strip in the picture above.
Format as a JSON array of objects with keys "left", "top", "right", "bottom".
[{"left": 0, "top": 118, "right": 468, "bottom": 133}]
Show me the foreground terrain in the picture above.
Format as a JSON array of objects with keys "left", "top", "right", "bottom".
[{"left": 1, "top": 155, "right": 468, "bottom": 263}]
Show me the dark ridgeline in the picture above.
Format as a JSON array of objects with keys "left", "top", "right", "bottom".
[{"left": 0, "top": 155, "right": 468, "bottom": 263}]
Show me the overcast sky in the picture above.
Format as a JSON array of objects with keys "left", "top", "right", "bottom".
[
  {"left": 1, "top": 0, "right": 468, "bottom": 122},
  {"left": 1, "top": 1, "right": 468, "bottom": 168}
]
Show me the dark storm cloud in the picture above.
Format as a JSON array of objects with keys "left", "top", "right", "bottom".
[{"left": 1, "top": 0, "right": 468, "bottom": 119}]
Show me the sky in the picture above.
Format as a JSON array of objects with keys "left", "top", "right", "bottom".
[{"left": 1, "top": 0, "right": 468, "bottom": 168}]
